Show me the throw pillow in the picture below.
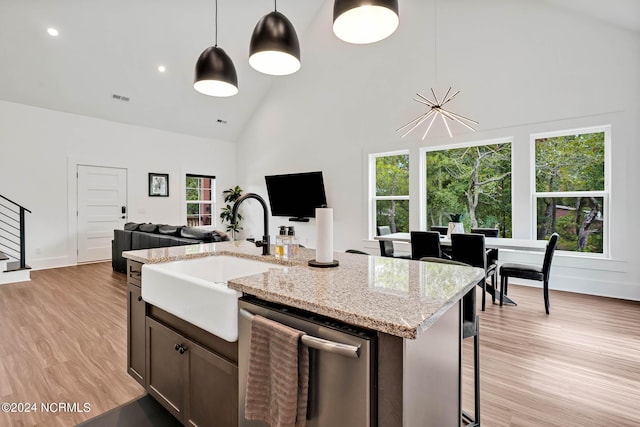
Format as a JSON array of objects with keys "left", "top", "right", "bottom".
[{"left": 124, "top": 222, "right": 140, "bottom": 231}]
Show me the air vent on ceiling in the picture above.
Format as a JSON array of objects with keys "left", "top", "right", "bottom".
[{"left": 112, "top": 94, "right": 130, "bottom": 102}]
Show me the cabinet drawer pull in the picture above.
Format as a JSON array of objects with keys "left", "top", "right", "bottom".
[
  {"left": 128, "top": 266, "right": 142, "bottom": 277},
  {"left": 175, "top": 343, "right": 186, "bottom": 354},
  {"left": 137, "top": 296, "right": 143, "bottom": 302}
]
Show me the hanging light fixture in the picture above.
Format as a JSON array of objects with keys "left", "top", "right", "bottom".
[
  {"left": 194, "top": 0, "right": 238, "bottom": 97},
  {"left": 397, "top": 1, "right": 477, "bottom": 139},
  {"left": 397, "top": 87, "right": 478, "bottom": 139},
  {"left": 249, "top": 1, "right": 301, "bottom": 76},
  {"left": 333, "top": 0, "right": 399, "bottom": 44}
]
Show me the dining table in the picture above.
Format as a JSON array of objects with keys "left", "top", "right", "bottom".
[
  {"left": 374, "top": 232, "right": 548, "bottom": 251},
  {"left": 374, "top": 232, "right": 549, "bottom": 306}
]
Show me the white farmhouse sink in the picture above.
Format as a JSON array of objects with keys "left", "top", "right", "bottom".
[{"left": 142, "top": 255, "right": 283, "bottom": 342}]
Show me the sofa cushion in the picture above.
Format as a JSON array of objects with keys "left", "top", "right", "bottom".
[
  {"left": 124, "top": 222, "right": 141, "bottom": 231},
  {"left": 213, "top": 229, "right": 229, "bottom": 241},
  {"left": 180, "top": 227, "right": 213, "bottom": 242},
  {"left": 138, "top": 223, "right": 158, "bottom": 233},
  {"left": 157, "top": 224, "right": 182, "bottom": 236}
]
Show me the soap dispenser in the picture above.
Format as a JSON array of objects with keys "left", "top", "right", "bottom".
[
  {"left": 287, "top": 226, "right": 299, "bottom": 257},
  {"left": 275, "top": 226, "right": 288, "bottom": 258}
]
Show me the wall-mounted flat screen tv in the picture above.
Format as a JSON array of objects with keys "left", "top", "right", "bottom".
[{"left": 265, "top": 171, "right": 327, "bottom": 221}]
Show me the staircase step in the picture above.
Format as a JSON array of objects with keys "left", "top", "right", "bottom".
[
  {"left": 0, "top": 267, "right": 31, "bottom": 285},
  {"left": 5, "top": 261, "right": 31, "bottom": 272},
  {"left": 0, "top": 255, "right": 31, "bottom": 285}
]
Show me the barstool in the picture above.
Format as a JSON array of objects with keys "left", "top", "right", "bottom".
[{"left": 420, "top": 256, "right": 480, "bottom": 426}]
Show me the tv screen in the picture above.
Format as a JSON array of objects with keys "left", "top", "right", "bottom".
[{"left": 265, "top": 171, "right": 327, "bottom": 219}]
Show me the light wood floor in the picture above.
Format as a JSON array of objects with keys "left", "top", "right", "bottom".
[
  {"left": 0, "top": 263, "right": 145, "bottom": 427},
  {"left": 0, "top": 263, "right": 638, "bottom": 426},
  {"left": 463, "top": 283, "right": 640, "bottom": 426}
]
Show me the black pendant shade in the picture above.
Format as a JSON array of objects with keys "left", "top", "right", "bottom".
[
  {"left": 333, "top": 0, "right": 399, "bottom": 44},
  {"left": 193, "top": 45, "right": 238, "bottom": 97},
  {"left": 249, "top": 11, "right": 301, "bottom": 76}
]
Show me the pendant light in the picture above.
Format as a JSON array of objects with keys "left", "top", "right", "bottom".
[
  {"left": 249, "top": 0, "right": 301, "bottom": 76},
  {"left": 194, "top": 0, "right": 238, "bottom": 97},
  {"left": 396, "top": 1, "right": 477, "bottom": 139},
  {"left": 333, "top": 0, "right": 399, "bottom": 44}
]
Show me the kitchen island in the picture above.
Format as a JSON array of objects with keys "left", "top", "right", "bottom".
[{"left": 123, "top": 240, "right": 483, "bottom": 427}]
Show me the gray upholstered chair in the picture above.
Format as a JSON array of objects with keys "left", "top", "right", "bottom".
[
  {"left": 376, "top": 226, "right": 411, "bottom": 259},
  {"left": 499, "top": 233, "right": 559, "bottom": 314},
  {"left": 345, "top": 249, "right": 369, "bottom": 255}
]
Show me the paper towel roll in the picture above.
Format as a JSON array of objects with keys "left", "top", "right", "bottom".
[{"left": 315, "top": 208, "right": 334, "bottom": 263}]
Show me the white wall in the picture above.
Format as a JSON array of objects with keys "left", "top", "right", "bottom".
[
  {"left": 0, "top": 100, "right": 236, "bottom": 270},
  {"left": 235, "top": 0, "right": 640, "bottom": 299}
]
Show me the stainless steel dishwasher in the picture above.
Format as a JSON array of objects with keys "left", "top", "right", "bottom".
[{"left": 238, "top": 297, "right": 377, "bottom": 427}]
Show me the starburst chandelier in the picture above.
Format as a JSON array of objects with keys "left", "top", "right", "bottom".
[{"left": 397, "top": 87, "right": 478, "bottom": 140}]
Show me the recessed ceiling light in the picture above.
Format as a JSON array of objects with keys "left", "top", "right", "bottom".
[
  {"left": 47, "top": 28, "right": 59, "bottom": 37},
  {"left": 157, "top": 65, "right": 166, "bottom": 73}
]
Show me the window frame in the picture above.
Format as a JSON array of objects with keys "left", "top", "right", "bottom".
[
  {"left": 419, "top": 137, "right": 514, "bottom": 234},
  {"left": 530, "top": 125, "right": 610, "bottom": 257},
  {"left": 369, "top": 149, "right": 410, "bottom": 239},
  {"left": 185, "top": 173, "right": 216, "bottom": 228}
]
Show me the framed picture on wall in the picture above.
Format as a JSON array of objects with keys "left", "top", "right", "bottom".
[{"left": 149, "top": 173, "right": 169, "bottom": 197}]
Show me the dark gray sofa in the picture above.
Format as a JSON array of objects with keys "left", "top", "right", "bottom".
[{"left": 111, "top": 223, "right": 228, "bottom": 273}]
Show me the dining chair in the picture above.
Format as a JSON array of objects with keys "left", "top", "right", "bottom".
[
  {"left": 376, "top": 226, "right": 411, "bottom": 259},
  {"left": 499, "top": 233, "right": 559, "bottom": 314},
  {"left": 345, "top": 249, "right": 369, "bottom": 255},
  {"left": 451, "top": 233, "right": 497, "bottom": 311},
  {"left": 410, "top": 231, "right": 444, "bottom": 260},
  {"left": 470, "top": 228, "right": 500, "bottom": 237},
  {"left": 429, "top": 225, "right": 448, "bottom": 235},
  {"left": 470, "top": 228, "right": 500, "bottom": 268},
  {"left": 419, "top": 256, "right": 480, "bottom": 426}
]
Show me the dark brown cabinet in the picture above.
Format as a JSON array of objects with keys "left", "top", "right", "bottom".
[
  {"left": 146, "top": 317, "right": 238, "bottom": 426},
  {"left": 126, "top": 258, "right": 238, "bottom": 426},
  {"left": 127, "top": 260, "right": 146, "bottom": 386},
  {"left": 146, "top": 317, "right": 186, "bottom": 420}
]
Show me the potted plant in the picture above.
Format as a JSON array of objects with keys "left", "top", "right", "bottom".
[
  {"left": 219, "top": 185, "right": 243, "bottom": 239},
  {"left": 447, "top": 213, "right": 465, "bottom": 237}
]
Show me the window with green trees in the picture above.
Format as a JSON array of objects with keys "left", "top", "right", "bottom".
[
  {"left": 186, "top": 174, "right": 215, "bottom": 227},
  {"left": 372, "top": 151, "right": 409, "bottom": 234},
  {"left": 534, "top": 128, "right": 607, "bottom": 254},
  {"left": 425, "top": 141, "right": 512, "bottom": 236}
]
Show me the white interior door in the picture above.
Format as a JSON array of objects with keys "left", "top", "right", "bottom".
[{"left": 77, "top": 165, "right": 127, "bottom": 263}]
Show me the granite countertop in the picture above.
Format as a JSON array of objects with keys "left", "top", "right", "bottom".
[{"left": 123, "top": 241, "right": 484, "bottom": 339}]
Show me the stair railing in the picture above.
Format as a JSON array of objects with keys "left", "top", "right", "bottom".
[{"left": 0, "top": 194, "right": 31, "bottom": 269}]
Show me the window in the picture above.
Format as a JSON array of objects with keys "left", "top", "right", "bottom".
[
  {"left": 370, "top": 151, "right": 409, "bottom": 235},
  {"left": 423, "top": 140, "right": 512, "bottom": 236},
  {"left": 533, "top": 127, "right": 608, "bottom": 254},
  {"left": 186, "top": 174, "right": 215, "bottom": 227}
]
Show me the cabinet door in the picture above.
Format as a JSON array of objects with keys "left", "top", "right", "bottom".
[
  {"left": 127, "top": 283, "right": 146, "bottom": 386},
  {"left": 185, "top": 340, "right": 238, "bottom": 427},
  {"left": 146, "top": 317, "right": 188, "bottom": 421}
]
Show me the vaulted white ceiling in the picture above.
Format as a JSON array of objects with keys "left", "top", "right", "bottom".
[{"left": 0, "top": 0, "right": 637, "bottom": 142}]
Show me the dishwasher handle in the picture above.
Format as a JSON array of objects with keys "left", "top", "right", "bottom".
[{"left": 240, "top": 308, "right": 360, "bottom": 359}]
